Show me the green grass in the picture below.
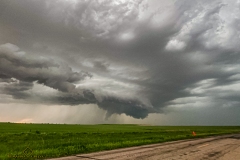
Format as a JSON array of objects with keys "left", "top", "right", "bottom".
[{"left": 1, "top": 123, "right": 240, "bottom": 160}]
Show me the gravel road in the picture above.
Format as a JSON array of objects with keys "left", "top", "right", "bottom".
[{"left": 48, "top": 134, "right": 240, "bottom": 160}]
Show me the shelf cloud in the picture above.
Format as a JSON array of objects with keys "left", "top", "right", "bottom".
[{"left": 0, "top": 0, "right": 240, "bottom": 124}]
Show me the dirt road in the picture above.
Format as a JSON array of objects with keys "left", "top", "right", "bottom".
[{"left": 48, "top": 134, "right": 240, "bottom": 160}]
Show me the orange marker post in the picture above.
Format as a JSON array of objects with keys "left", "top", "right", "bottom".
[{"left": 192, "top": 131, "right": 196, "bottom": 136}]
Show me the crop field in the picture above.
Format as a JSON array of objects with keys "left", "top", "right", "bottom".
[{"left": 1, "top": 123, "right": 240, "bottom": 159}]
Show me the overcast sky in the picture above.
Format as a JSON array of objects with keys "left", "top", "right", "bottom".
[{"left": 0, "top": 0, "right": 240, "bottom": 125}]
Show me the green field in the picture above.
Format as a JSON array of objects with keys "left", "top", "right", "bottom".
[{"left": 1, "top": 123, "right": 240, "bottom": 160}]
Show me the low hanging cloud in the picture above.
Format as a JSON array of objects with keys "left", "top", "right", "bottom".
[
  {"left": 1, "top": 0, "right": 240, "bottom": 122},
  {"left": 0, "top": 43, "right": 90, "bottom": 92},
  {"left": 0, "top": 43, "right": 156, "bottom": 118}
]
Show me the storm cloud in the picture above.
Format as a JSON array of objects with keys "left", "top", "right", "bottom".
[{"left": 0, "top": 0, "right": 240, "bottom": 123}]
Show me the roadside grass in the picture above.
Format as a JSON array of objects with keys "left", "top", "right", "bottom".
[{"left": 1, "top": 123, "right": 240, "bottom": 159}]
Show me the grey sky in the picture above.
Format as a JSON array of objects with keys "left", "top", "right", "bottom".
[{"left": 0, "top": 0, "right": 240, "bottom": 125}]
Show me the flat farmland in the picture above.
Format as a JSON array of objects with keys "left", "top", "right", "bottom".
[{"left": 1, "top": 123, "right": 240, "bottom": 159}]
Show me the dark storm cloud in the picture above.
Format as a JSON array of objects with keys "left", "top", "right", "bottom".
[
  {"left": 0, "top": 43, "right": 90, "bottom": 93},
  {"left": 0, "top": 43, "right": 154, "bottom": 118},
  {"left": 98, "top": 100, "right": 155, "bottom": 119},
  {"left": 2, "top": 80, "right": 33, "bottom": 99},
  {"left": 93, "top": 61, "right": 110, "bottom": 72},
  {"left": 1, "top": 0, "right": 240, "bottom": 120}
]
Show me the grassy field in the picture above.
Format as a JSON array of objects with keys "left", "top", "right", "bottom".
[{"left": 1, "top": 123, "right": 240, "bottom": 159}]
